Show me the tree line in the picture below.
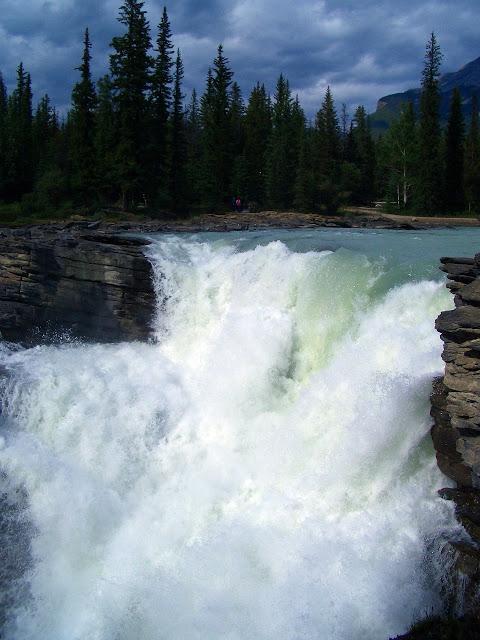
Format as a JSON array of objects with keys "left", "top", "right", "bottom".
[
  {"left": 378, "top": 33, "right": 480, "bottom": 215},
  {"left": 0, "top": 1, "right": 478, "bottom": 218}
]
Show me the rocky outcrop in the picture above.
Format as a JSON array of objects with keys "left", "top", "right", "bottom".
[
  {"left": 431, "top": 255, "right": 480, "bottom": 619},
  {"left": 0, "top": 225, "right": 155, "bottom": 344}
]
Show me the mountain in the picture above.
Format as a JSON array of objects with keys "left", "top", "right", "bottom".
[{"left": 369, "top": 56, "right": 480, "bottom": 135}]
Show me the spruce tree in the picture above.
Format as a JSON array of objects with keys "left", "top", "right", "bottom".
[
  {"left": 316, "top": 87, "right": 341, "bottom": 174},
  {"left": 352, "top": 105, "right": 376, "bottom": 204},
  {"left": 199, "top": 46, "right": 234, "bottom": 210},
  {"left": 30, "top": 100, "right": 67, "bottom": 215},
  {"left": 340, "top": 103, "right": 349, "bottom": 157},
  {"left": 244, "top": 83, "right": 271, "bottom": 207},
  {"left": 185, "top": 89, "right": 202, "bottom": 208},
  {"left": 229, "top": 82, "right": 246, "bottom": 202},
  {"left": 32, "top": 95, "right": 58, "bottom": 174},
  {"left": 150, "top": 6, "right": 174, "bottom": 205},
  {"left": 0, "top": 72, "right": 8, "bottom": 198},
  {"left": 212, "top": 45, "right": 234, "bottom": 205},
  {"left": 229, "top": 82, "right": 245, "bottom": 156},
  {"left": 169, "top": 49, "right": 186, "bottom": 213},
  {"left": 416, "top": 32, "right": 443, "bottom": 214},
  {"left": 444, "top": 88, "right": 465, "bottom": 213},
  {"left": 70, "top": 28, "right": 97, "bottom": 204},
  {"left": 464, "top": 95, "right": 480, "bottom": 214},
  {"left": 110, "top": 0, "right": 152, "bottom": 208},
  {"left": 294, "top": 126, "right": 315, "bottom": 211},
  {"left": 291, "top": 95, "right": 305, "bottom": 177},
  {"left": 315, "top": 86, "right": 342, "bottom": 210},
  {"left": 5, "top": 63, "right": 33, "bottom": 200},
  {"left": 266, "top": 74, "right": 294, "bottom": 209},
  {"left": 94, "top": 75, "right": 117, "bottom": 202},
  {"left": 199, "top": 68, "right": 217, "bottom": 210}
]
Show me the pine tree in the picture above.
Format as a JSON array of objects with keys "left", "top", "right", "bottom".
[
  {"left": 244, "top": 83, "right": 271, "bottom": 207},
  {"left": 32, "top": 95, "right": 58, "bottom": 173},
  {"left": 340, "top": 102, "right": 349, "bottom": 157},
  {"left": 416, "top": 32, "right": 443, "bottom": 214},
  {"left": 30, "top": 100, "right": 67, "bottom": 215},
  {"left": 444, "top": 88, "right": 465, "bottom": 213},
  {"left": 464, "top": 95, "right": 480, "bottom": 214},
  {"left": 185, "top": 88, "right": 202, "bottom": 208},
  {"left": 199, "top": 46, "right": 234, "bottom": 210},
  {"left": 199, "top": 68, "right": 216, "bottom": 210},
  {"left": 94, "top": 75, "right": 117, "bottom": 202},
  {"left": 5, "top": 63, "right": 33, "bottom": 200},
  {"left": 169, "top": 49, "right": 186, "bottom": 213},
  {"left": 0, "top": 72, "right": 8, "bottom": 198},
  {"left": 70, "top": 28, "right": 97, "bottom": 204},
  {"left": 291, "top": 95, "right": 305, "bottom": 173},
  {"left": 315, "top": 86, "right": 342, "bottom": 210},
  {"left": 266, "top": 74, "right": 294, "bottom": 209},
  {"left": 110, "top": 0, "right": 152, "bottom": 208},
  {"left": 352, "top": 105, "right": 376, "bottom": 204},
  {"left": 316, "top": 87, "right": 341, "bottom": 174},
  {"left": 229, "top": 82, "right": 245, "bottom": 158},
  {"left": 150, "top": 6, "right": 174, "bottom": 205},
  {"left": 294, "top": 126, "right": 315, "bottom": 211},
  {"left": 229, "top": 81, "right": 246, "bottom": 200}
]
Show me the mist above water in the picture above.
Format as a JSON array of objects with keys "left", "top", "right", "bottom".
[{"left": 2, "top": 227, "right": 478, "bottom": 640}]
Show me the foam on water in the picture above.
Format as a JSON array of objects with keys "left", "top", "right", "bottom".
[{"left": 0, "top": 232, "right": 462, "bottom": 639}]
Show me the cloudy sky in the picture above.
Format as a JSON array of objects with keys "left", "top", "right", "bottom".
[{"left": 0, "top": 0, "right": 478, "bottom": 117}]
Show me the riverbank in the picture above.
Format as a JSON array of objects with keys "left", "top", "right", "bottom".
[
  {"left": 344, "top": 207, "right": 480, "bottom": 227},
  {"left": 2, "top": 208, "right": 480, "bottom": 233}
]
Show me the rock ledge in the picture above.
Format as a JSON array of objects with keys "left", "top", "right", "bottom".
[{"left": 0, "top": 225, "right": 155, "bottom": 344}]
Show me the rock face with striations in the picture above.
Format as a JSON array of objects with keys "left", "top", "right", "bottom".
[
  {"left": 0, "top": 225, "right": 155, "bottom": 344},
  {"left": 431, "top": 255, "right": 480, "bottom": 617}
]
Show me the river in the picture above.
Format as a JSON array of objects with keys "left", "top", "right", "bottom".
[{"left": 1, "top": 227, "right": 480, "bottom": 639}]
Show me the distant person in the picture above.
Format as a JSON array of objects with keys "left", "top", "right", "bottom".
[{"left": 235, "top": 196, "right": 242, "bottom": 212}]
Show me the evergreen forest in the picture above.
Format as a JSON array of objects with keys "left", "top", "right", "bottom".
[{"left": 0, "top": 1, "right": 479, "bottom": 220}]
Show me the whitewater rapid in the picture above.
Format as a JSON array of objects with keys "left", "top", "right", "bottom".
[{"left": 0, "top": 231, "right": 466, "bottom": 639}]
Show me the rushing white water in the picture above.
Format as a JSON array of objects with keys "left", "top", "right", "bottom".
[{"left": 0, "top": 228, "right": 477, "bottom": 640}]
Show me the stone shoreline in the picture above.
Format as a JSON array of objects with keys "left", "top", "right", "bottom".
[{"left": 4, "top": 209, "right": 480, "bottom": 236}]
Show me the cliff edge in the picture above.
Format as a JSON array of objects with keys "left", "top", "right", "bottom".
[{"left": 0, "top": 225, "right": 155, "bottom": 344}]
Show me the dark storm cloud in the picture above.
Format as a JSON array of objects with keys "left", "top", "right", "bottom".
[{"left": 0, "top": 0, "right": 479, "bottom": 116}]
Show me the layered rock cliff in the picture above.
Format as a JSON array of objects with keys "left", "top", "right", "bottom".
[
  {"left": 0, "top": 225, "right": 155, "bottom": 344},
  {"left": 431, "top": 255, "right": 480, "bottom": 617}
]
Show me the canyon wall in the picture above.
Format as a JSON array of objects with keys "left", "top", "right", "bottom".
[
  {"left": 431, "top": 255, "right": 480, "bottom": 616},
  {"left": 0, "top": 225, "right": 155, "bottom": 344}
]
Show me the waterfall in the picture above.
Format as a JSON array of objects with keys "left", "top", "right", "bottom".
[{"left": 0, "top": 230, "right": 465, "bottom": 639}]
